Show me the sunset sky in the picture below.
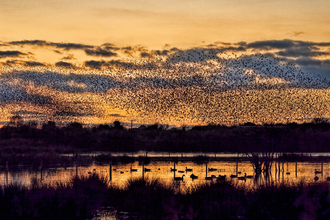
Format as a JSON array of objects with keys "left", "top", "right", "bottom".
[{"left": 1, "top": 0, "right": 329, "bottom": 126}]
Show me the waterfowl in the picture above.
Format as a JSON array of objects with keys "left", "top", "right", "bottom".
[
  {"left": 174, "top": 175, "right": 185, "bottom": 181},
  {"left": 185, "top": 167, "right": 193, "bottom": 172},
  {"left": 237, "top": 173, "right": 246, "bottom": 180},
  {"left": 208, "top": 168, "right": 217, "bottom": 172},
  {"left": 130, "top": 167, "right": 137, "bottom": 172},
  {"left": 314, "top": 169, "right": 322, "bottom": 174},
  {"left": 217, "top": 175, "right": 226, "bottom": 181},
  {"left": 205, "top": 176, "right": 213, "bottom": 180},
  {"left": 245, "top": 174, "right": 254, "bottom": 179},
  {"left": 190, "top": 174, "right": 198, "bottom": 179}
]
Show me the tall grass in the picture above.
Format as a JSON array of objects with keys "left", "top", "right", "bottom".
[{"left": 2, "top": 174, "right": 330, "bottom": 219}]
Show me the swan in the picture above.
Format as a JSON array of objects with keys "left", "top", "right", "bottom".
[
  {"left": 174, "top": 175, "right": 185, "bottom": 181},
  {"left": 314, "top": 169, "right": 322, "bottom": 174},
  {"left": 237, "top": 173, "right": 246, "bottom": 180},
  {"left": 245, "top": 174, "right": 254, "bottom": 179}
]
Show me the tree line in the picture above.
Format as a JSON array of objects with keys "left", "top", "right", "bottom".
[{"left": 1, "top": 115, "right": 330, "bottom": 153}]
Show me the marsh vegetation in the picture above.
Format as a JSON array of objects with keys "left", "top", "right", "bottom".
[{"left": 2, "top": 174, "right": 330, "bottom": 219}]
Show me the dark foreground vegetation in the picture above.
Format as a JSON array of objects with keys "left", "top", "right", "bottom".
[
  {"left": 2, "top": 174, "right": 330, "bottom": 219},
  {"left": 1, "top": 117, "right": 330, "bottom": 155}
]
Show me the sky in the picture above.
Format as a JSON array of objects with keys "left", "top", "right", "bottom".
[{"left": 0, "top": 0, "right": 330, "bottom": 126}]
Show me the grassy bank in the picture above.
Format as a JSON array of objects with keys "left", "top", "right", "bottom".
[{"left": 2, "top": 174, "right": 330, "bottom": 219}]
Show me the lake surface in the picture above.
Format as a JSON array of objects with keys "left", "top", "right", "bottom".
[{"left": 1, "top": 159, "right": 329, "bottom": 191}]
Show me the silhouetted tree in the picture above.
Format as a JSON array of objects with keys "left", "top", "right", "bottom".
[{"left": 113, "top": 121, "right": 124, "bottom": 129}]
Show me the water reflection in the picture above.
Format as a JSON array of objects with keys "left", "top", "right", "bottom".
[{"left": 1, "top": 159, "right": 330, "bottom": 191}]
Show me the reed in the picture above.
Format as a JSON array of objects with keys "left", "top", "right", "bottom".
[{"left": 2, "top": 173, "right": 330, "bottom": 219}]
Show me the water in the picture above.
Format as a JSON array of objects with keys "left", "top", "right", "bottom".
[
  {"left": 1, "top": 159, "right": 329, "bottom": 190},
  {"left": 62, "top": 151, "right": 330, "bottom": 158},
  {"left": 1, "top": 156, "right": 329, "bottom": 219}
]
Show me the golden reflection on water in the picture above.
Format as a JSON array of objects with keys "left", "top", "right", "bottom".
[{"left": 1, "top": 161, "right": 330, "bottom": 191}]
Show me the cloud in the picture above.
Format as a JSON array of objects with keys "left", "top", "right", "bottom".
[
  {"left": 8, "top": 40, "right": 94, "bottom": 50},
  {"left": 55, "top": 61, "right": 76, "bottom": 69},
  {"left": 0, "top": 60, "right": 45, "bottom": 67},
  {"left": 24, "top": 61, "right": 46, "bottom": 67},
  {"left": 276, "top": 45, "right": 330, "bottom": 58},
  {"left": 0, "top": 51, "right": 27, "bottom": 58},
  {"left": 140, "top": 52, "right": 150, "bottom": 58},
  {"left": 121, "top": 45, "right": 148, "bottom": 57},
  {"left": 9, "top": 40, "right": 48, "bottom": 47},
  {"left": 84, "top": 59, "right": 158, "bottom": 70},
  {"left": 84, "top": 60, "right": 106, "bottom": 69},
  {"left": 293, "top": 31, "right": 304, "bottom": 36},
  {"left": 12, "top": 110, "right": 42, "bottom": 115},
  {"left": 246, "top": 40, "right": 296, "bottom": 50},
  {"left": 166, "top": 48, "right": 219, "bottom": 63},
  {"left": 109, "top": 114, "right": 126, "bottom": 117},
  {"left": 245, "top": 39, "right": 330, "bottom": 50},
  {"left": 53, "top": 111, "right": 94, "bottom": 117},
  {"left": 53, "top": 50, "right": 62, "bottom": 54},
  {"left": 2, "top": 71, "right": 122, "bottom": 94},
  {"left": 61, "top": 54, "right": 76, "bottom": 60},
  {"left": 152, "top": 50, "right": 169, "bottom": 56},
  {"left": 100, "top": 43, "right": 120, "bottom": 51},
  {"left": 85, "top": 47, "right": 117, "bottom": 57},
  {"left": 53, "top": 43, "right": 94, "bottom": 50}
]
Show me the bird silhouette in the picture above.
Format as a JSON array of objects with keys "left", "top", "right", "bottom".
[
  {"left": 190, "top": 174, "right": 198, "bottom": 179},
  {"left": 174, "top": 175, "right": 185, "bottom": 181},
  {"left": 237, "top": 173, "right": 247, "bottom": 180},
  {"left": 314, "top": 169, "right": 322, "bottom": 174},
  {"left": 208, "top": 168, "right": 217, "bottom": 172},
  {"left": 216, "top": 175, "right": 226, "bottom": 181}
]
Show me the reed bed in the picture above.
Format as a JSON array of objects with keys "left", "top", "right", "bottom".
[{"left": 1, "top": 174, "right": 330, "bottom": 219}]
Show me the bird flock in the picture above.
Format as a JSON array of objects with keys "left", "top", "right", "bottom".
[{"left": 0, "top": 51, "right": 329, "bottom": 126}]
